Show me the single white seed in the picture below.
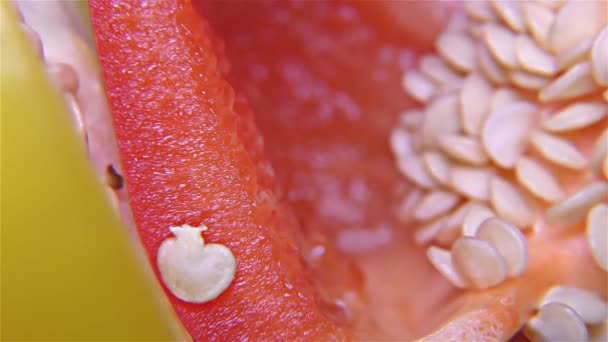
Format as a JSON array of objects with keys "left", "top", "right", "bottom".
[
  {"left": 475, "top": 217, "right": 528, "bottom": 277},
  {"left": 451, "top": 236, "right": 508, "bottom": 289},
  {"left": 540, "top": 286, "right": 608, "bottom": 325},
  {"left": 556, "top": 38, "right": 594, "bottom": 72},
  {"left": 490, "top": 176, "right": 534, "bottom": 229},
  {"left": 450, "top": 166, "right": 493, "bottom": 201},
  {"left": 545, "top": 181, "right": 608, "bottom": 229},
  {"left": 482, "top": 102, "right": 538, "bottom": 169},
  {"left": 587, "top": 203, "right": 608, "bottom": 271},
  {"left": 460, "top": 73, "right": 494, "bottom": 136},
  {"left": 539, "top": 61, "right": 598, "bottom": 103},
  {"left": 396, "top": 155, "right": 437, "bottom": 189},
  {"left": 542, "top": 101, "right": 607, "bottom": 133},
  {"left": 530, "top": 131, "right": 587, "bottom": 170},
  {"left": 547, "top": 0, "right": 607, "bottom": 55},
  {"left": 515, "top": 157, "right": 564, "bottom": 203},
  {"left": 525, "top": 302, "right": 589, "bottom": 342},
  {"left": 403, "top": 70, "right": 436, "bottom": 103},
  {"left": 157, "top": 225, "right": 236, "bottom": 304},
  {"left": 427, "top": 246, "right": 467, "bottom": 289},
  {"left": 436, "top": 30, "right": 477, "bottom": 72},
  {"left": 483, "top": 23, "right": 519, "bottom": 69},
  {"left": 478, "top": 44, "right": 510, "bottom": 85},
  {"left": 413, "top": 190, "right": 460, "bottom": 222},
  {"left": 422, "top": 151, "right": 451, "bottom": 186},
  {"left": 422, "top": 94, "right": 462, "bottom": 147},
  {"left": 516, "top": 34, "right": 557, "bottom": 76},
  {"left": 390, "top": 128, "right": 414, "bottom": 159}
]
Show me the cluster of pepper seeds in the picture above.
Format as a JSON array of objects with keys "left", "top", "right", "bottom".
[{"left": 391, "top": 0, "right": 607, "bottom": 340}]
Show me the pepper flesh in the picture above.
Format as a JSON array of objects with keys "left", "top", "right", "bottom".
[{"left": 89, "top": 0, "right": 347, "bottom": 340}]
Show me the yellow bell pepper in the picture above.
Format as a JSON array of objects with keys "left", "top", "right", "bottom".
[{"left": 1, "top": 2, "right": 175, "bottom": 340}]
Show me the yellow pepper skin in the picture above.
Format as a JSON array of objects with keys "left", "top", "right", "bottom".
[{"left": 1, "top": 2, "right": 174, "bottom": 340}]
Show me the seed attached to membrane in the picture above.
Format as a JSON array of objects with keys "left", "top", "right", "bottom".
[
  {"left": 391, "top": 0, "right": 608, "bottom": 337},
  {"left": 157, "top": 225, "right": 236, "bottom": 303}
]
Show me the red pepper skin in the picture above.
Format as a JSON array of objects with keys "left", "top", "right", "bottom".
[{"left": 89, "top": 0, "right": 346, "bottom": 340}]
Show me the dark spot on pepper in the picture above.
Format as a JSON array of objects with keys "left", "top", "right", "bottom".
[{"left": 106, "top": 164, "right": 124, "bottom": 190}]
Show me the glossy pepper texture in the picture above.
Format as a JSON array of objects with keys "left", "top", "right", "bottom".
[{"left": 89, "top": 0, "right": 347, "bottom": 340}]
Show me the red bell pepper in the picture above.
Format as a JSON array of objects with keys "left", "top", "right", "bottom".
[{"left": 89, "top": 0, "right": 347, "bottom": 340}]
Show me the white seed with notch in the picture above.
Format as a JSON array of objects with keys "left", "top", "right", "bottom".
[
  {"left": 531, "top": 131, "right": 587, "bottom": 170},
  {"left": 462, "top": 203, "right": 495, "bottom": 236},
  {"left": 483, "top": 23, "right": 519, "bottom": 69},
  {"left": 157, "top": 225, "right": 236, "bottom": 303},
  {"left": 438, "top": 134, "right": 489, "bottom": 166},
  {"left": 451, "top": 236, "right": 508, "bottom": 289},
  {"left": 450, "top": 166, "right": 493, "bottom": 201},
  {"left": 427, "top": 246, "right": 467, "bottom": 289},
  {"left": 475, "top": 217, "right": 527, "bottom": 277},
  {"left": 540, "top": 286, "right": 608, "bottom": 325},
  {"left": 414, "top": 190, "right": 460, "bottom": 222},
  {"left": 539, "top": 61, "right": 598, "bottom": 103},
  {"left": 516, "top": 157, "right": 564, "bottom": 203},
  {"left": 525, "top": 302, "right": 589, "bottom": 342},
  {"left": 592, "top": 27, "right": 608, "bottom": 86},
  {"left": 436, "top": 31, "right": 477, "bottom": 72},
  {"left": 516, "top": 34, "right": 557, "bottom": 76},
  {"left": 543, "top": 101, "right": 607, "bottom": 132},
  {"left": 482, "top": 102, "right": 538, "bottom": 169},
  {"left": 545, "top": 181, "right": 608, "bottom": 229},
  {"left": 587, "top": 203, "right": 608, "bottom": 271},
  {"left": 460, "top": 74, "right": 494, "bottom": 136},
  {"left": 491, "top": 176, "right": 534, "bottom": 229},
  {"left": 547, "top": 0, "right": 607, "bottom": 55}
]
